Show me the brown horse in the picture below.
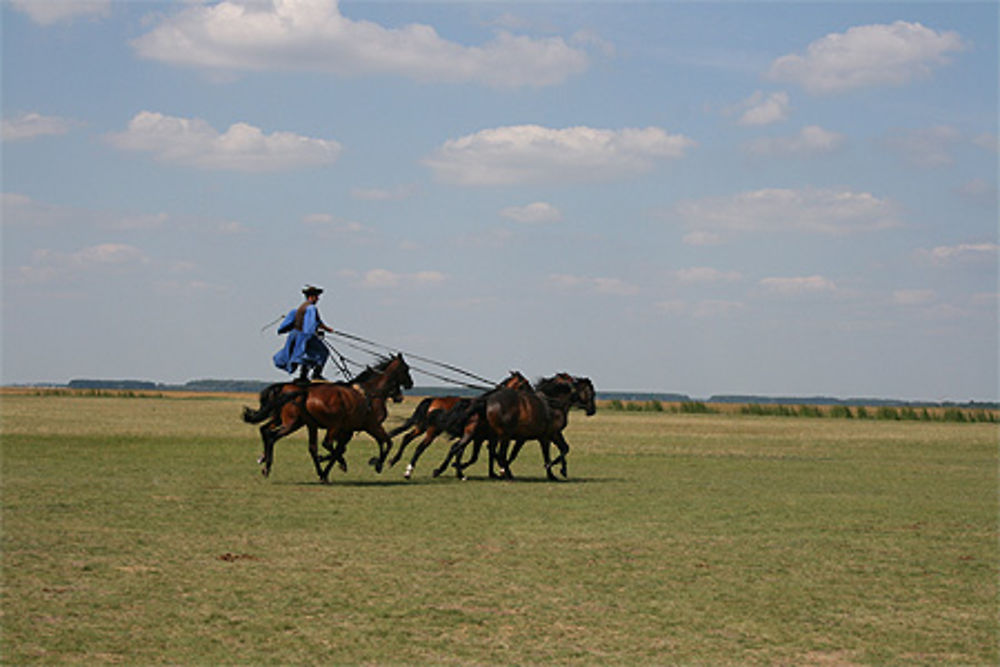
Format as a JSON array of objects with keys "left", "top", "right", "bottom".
[
  {"left": 242, "top": 354, "right": 413, "bottom": 481},
  {"left": 503, "top": 374, "right": 596, "bottom": 478},
  {"left": 387, "top": 371, "right": 531, "bottom": 479},
  {"left": 435, "top": 373, "right": 595, "bottom": 481}
]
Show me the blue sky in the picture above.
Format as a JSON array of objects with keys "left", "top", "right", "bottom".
[{"left": 2, "top": 0, "right": 997, "bottom": 401}]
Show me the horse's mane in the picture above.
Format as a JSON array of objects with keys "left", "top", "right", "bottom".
[
  {"left": 535, "top": 375, "right": 573, "bottom": 397},
  {"left": 347, "top": 355, "right": 395, "bottom": 385}
]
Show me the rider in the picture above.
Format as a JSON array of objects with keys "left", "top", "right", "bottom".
[{"left": 273, "top": 285, "right": 335, "bottom": 382}]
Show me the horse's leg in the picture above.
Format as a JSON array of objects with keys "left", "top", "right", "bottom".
[
  {"left": 257, "top": 419, "right": 280, "bottom": 465},
  {"left": 389, "top": 429, "right": 420, "bottom": 468},
  {"left": 307, "top": 425, "right": 330, "bottom": 483},
  {"left": 487, "top": 437, "right": 501, "bottom": 479},
  {"left": 551, "top": 432, "right": 570, "bottom": 478},
  {"left": 404, "top": 427, "right": 440, "bottom": 479},
  {"left": 259, "top": 418, "right": 302, "bottom": 478},
  {"left": 364, "top": 424, "right": 392, "bottom": 473},
  {"left": 320, "top": 432, "right": 351, "bottom": 479},
  {"left": 432, "top": 434, "right": 469, "bottom": 478},
  {"left": 504, "top": 438, "right": 527, "bottom": 477},
  {"left": 495, "top": 438, "right": 514, "bottom": 480},
  {"left": 539, "top": 438, "right": 559, "bottom": 481},
  {"left": 454, "top": 437, "right": 483, "bottom": 480}
]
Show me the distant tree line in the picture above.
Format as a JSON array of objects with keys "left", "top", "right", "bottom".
[{"left": 61, "top": 379, "right": 998, "bottom": 410}]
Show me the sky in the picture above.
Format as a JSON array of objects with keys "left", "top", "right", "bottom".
[{"left": 2, "top": 0, "right": 997, "bottom": 401}]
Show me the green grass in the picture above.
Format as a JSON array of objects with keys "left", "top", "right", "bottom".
[{"left": 2, "top": 393, "right": 997, "bottom": 664}]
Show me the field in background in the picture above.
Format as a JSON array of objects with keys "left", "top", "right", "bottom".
[{"left": 2, "top": 392, "right": 997, "bottom": 664}]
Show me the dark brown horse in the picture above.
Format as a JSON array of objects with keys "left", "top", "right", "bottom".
[
  {"left": 387, "top": 371, "right": 531, "bottom": 479},
  {"left": 242, "top": 354, "right": 413, "bottom": 481},
  {"left": 503, "top": 374, "right": 596, "bottom": 478},
  {"left": 435, "top": 373, "right": 596, "bottom": 481}
]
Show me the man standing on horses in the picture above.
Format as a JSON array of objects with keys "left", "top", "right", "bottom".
[{"left": 273, "top": 285, "right": 335, "bottom": 382}]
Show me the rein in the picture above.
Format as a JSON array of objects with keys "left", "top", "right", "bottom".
[{"left": 329, "top": 329, "right": 493, "bottom": 391}]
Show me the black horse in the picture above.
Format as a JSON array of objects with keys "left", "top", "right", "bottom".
[{"left": 242, "top": 354, "right": 413, "bottom": 481}]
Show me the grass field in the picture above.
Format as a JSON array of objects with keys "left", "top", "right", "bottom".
[{"left": 2, "top": 391, "right": 997, "bottom": 664}]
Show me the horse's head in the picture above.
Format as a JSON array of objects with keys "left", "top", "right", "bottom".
[
  {"left": 389, "top": 353, "right": 414, "bottom": 392},
  {"left": 572, "top": 376, "right": 597, "bottom": 416},
  {"left": 502, "top": 370, "right": 532, "bottom": 391}
]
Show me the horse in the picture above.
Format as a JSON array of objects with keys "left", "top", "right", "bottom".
[
  {"left": 503, "top": 374, "right": 596, "bottom": 478},
  {"left": 386, "top": 371, "right": 531, "bottom": 479},
  {"left": 242, "top": 354, "right": 413, "bottom": 481},
  {"left": 434, "top": 373, "right": 595, "bottom": 481}
]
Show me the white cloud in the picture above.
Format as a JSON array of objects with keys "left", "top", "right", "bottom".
[
  {"left": 767, "top": 21, "right": 966, "bottom": 95},
  {"left": 693, "top": 300, "right": 746, "bottom": 318},
  {"left": 745, "top": 125, "right": 846, "bottom": 157},
  {"left": 917, "top": 242, "right": 999, "bottom": 266},
  {"left": 303, "top": 213, "right": 368, "bottom": 235},
  {"left": 499, "top": 202, "right": 563, "bottom": 224},
  {"left": 675, "top": 267, "right": 742, "bottom": 284},
  {"left": 972, "top": 132, "right": 998, "bottom": 153},
  {"left": 893, "top": 289, "right": 936, "bottom": 305},
  {"left": 2, "top": 112, "right": 76, "bottom": 142},
  {"left": 10, "top": 0, "right": 109, "bottom": 25},
  {"left": 16, "top": 243, "right": 148, "bottom": 284},
  {"left": 424, "top": 124, "right": 695, "bottom": 186},
  {"left": 107, "top": 111, "right": 341, "bottom": 172},
  {"left": 760, "top": 275, "right": 837, "bottom": 295},
  {"left": 682, "top": 231, "right": 722, "bottom": 247},
  {"left": 350, "top": 185, "right": 416, "bottom": 201},
  {"left": 956, "top": 178, "right": 998, "bottom": 205},
  {"left": 549, "top": 273, "right": 639, "bottom": 296},
  {"left": 358, "top": 268, "right": 446, "bottom": 289},
  {"left": 673, "top": 186, "right": 901, "bottom": 239},
  {"left": 882, "top": 125, "right": 960, "bottom": 168},
  {"left": 131, "top": 0, "right": 588, "bottom": 88},
  {"left": 731, "top": 91, "right": 790, "bottom": 126}
]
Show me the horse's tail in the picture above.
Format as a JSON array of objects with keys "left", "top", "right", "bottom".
[
  {"left": 242, "top": 383, "right": 303, "bottom": 424},
  {"left": 387, "top": 397, "right": 434, "bottom": 438},
  {"left": 441, "top": 397, "right": 483, "bottom": 438}
]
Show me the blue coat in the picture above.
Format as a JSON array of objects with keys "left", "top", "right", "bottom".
[{"left": 272, "top": 304, "right": 329, "bottom": 373}]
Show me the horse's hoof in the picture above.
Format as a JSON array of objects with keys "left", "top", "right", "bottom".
[
  {"left": 338, "top": 461, "right": 347, "bottom": 473},
  {"left": 432, "top": 469, "right": 442, "bottom": 478}
]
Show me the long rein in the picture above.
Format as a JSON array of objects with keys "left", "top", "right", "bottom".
[{"left": 324, "top": 329, "right": 494, "bottom": 391}]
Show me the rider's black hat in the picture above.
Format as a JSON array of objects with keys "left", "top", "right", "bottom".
[{"left": 302, "top": 285, "right": 324, "bottom": 297}]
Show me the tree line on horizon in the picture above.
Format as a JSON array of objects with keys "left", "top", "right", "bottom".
[{"left": 52, "top": 378, "right": 1000, "bottom": 410}]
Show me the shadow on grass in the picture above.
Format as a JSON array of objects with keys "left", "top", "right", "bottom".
[{"left": 276, "top": 475, "right": 622, "bottom": 487}]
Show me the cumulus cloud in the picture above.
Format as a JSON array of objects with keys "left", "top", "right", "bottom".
[
  {"left": 882, "top": 125, "right": 960, "bottom": 168},
  {"left": 131, "top": 0, "right": 588, "bottom": 88},
  {"left": 745, "top": 125, "right": 846, "bottom": 157},
  {"left": 16, "top": 243, "right": 149, "bottom": 284},
  {"left": 356, "top": 268, "right": 447, "bottom": 289},
  {"left": 9, "top": 0, "right": 109, "bottom": 25},
  {"left": 350, "top": 185, "right": 416, "bottom": 201},
  {"left": 917, "top": 242, "right": 999, "bottom": 266},
  {"left": 760, "top": 275, "right": 837, "bottom": 295},
  {"left": 767, "top": 21, "right": 966, "bottom": 95},
  {"left": 2, "top": 112, "right": 77, "bottom": 142},
  {"left": 730, "top": 91, "right": 790, "bottom": 126},
  {"left": 673, "top": 186, "right": 901, "bottom": 239},
  {"left": 675, "top": 267, "right": 742, "bottom": 284},
  {"left": 303, "top": 213, "right": 368, "bottom": 235},
  {"left": 424, "top": 124, "right": 695, "bottom": 186},
  {"left": 107, "top": 111, "right": 341, "bottom": 172},
  {"left": 549, "top": 273, "right": 639, "bottom": 296},
  {"left": 893, "top": 289, "right": 936, "bottom": 306},
  {"left": 499, "top": 202, "right": 563, "bottom": 224}
]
